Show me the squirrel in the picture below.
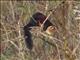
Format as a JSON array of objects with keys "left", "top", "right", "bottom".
[{"left": 23, "top": 12, "right": 55, "bottom": 50}]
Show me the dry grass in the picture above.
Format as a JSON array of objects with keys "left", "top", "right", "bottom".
[{"left": 0, "top": 0, "right": 80, "bottom": 60}]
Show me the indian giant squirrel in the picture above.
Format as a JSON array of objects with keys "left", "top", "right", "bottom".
[{"left": 23, "top": 12, "right": 55, "bottom": 50}]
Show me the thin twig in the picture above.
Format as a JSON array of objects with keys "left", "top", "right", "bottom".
[
  {"left": 9, "top": 1, "right": 15, "bottom": 21},
  {"left": 70, "top": 41, "right": 80, "bottom": 57}
]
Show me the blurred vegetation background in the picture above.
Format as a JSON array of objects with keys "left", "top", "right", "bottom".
[{"left": 0, "top": 0, "right": 80, "bottom": 60}]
